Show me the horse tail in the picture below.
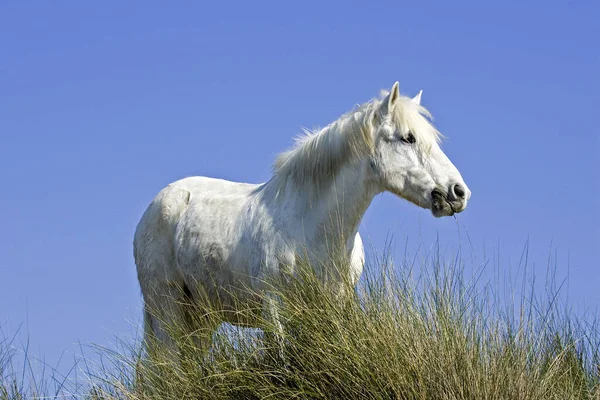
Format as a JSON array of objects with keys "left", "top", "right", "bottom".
[{"left": 134, "top": 182, "right": 192, "bottom": 347}]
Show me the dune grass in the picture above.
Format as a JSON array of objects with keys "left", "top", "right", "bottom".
[{"left": 2, "top": 248, "right": 599, "bottom": 399}]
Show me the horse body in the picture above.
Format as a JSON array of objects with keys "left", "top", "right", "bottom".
[
  {"left": 134, "top": 82, "right": 471, "bottom": 351},
  {"left": 135, "top": 166, "right": 372, "bottom": 344}
]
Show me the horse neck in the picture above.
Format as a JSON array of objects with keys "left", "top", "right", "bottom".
[
  {"left": 265, "top": 159, "right": 380, "bottom": 256},
  {"left": 316, "top": 160, "right": 379, "bottom": 248}
]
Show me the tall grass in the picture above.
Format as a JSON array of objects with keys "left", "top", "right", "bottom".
[
  {"left": 2, "top": 248, "right": 599, "bottom": 399},
  {"left": 0, "top": 326, "right": 81, "bottom": 400}
]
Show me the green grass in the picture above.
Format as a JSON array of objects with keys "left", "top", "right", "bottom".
[{"left": 2, "top": 250, "right": 599, "bottom": 399}]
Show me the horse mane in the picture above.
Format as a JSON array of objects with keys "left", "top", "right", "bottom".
[{"left": 272, "top": 90, "right": 442, "bottom": 192}]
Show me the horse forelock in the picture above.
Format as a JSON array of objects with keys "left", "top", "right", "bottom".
[{"left": 380, "top": 90, "right": 443, "bottom": 152}]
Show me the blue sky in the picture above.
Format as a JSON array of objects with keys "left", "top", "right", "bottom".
[{"left": 1, "top": 1, "right": 598, "bottom": 374}]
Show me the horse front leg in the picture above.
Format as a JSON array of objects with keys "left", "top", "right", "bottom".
[{"left": 262, "top": 291, "right": 287, "bottom": 365}]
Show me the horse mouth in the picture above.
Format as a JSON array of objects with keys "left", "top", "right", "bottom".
[{"left": 431, "top": 189, "right": 457, "bottom": 218}]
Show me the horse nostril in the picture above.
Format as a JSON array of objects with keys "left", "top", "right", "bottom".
[{"left": 452, "top": 184, "right": 466, "bottom": 199}]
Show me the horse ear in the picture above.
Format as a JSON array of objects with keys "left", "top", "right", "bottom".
[
  {"left": 388, "top": 82, "right": 400, "bottom": 110},
  {"left": 412, "top": 90, "right": 422, "bottom": 105}
]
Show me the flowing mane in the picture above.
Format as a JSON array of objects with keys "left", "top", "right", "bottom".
[
  {"left": 272, "top": 91, "right": 442, "bottom": 190},
  {"left": 272, "top": 101, "right": 376, "bottom": 191}
]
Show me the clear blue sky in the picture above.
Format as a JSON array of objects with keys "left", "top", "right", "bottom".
[{"left": 1, "top": 1, "right": 598, "bottom": 374}]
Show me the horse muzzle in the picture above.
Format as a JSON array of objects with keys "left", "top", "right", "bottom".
[{"left": 431, "top": 183, "right": 470, "bottom": 217}]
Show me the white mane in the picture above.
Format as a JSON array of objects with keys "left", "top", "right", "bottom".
[{"left": 272, "top": 91, "right": 442, "bottom": 190}]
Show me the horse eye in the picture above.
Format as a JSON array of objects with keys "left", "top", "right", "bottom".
[{"left": 401, "top": 132, "right": 416, "bottom": 144}]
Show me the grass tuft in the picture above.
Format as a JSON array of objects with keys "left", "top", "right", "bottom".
[{"left": 2, "top": 250, "right": 599, "bottom": 399}]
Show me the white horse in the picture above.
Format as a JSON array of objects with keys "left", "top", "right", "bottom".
[{"left": 134, "top": 82, "right": 471, "bottom": 353}]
